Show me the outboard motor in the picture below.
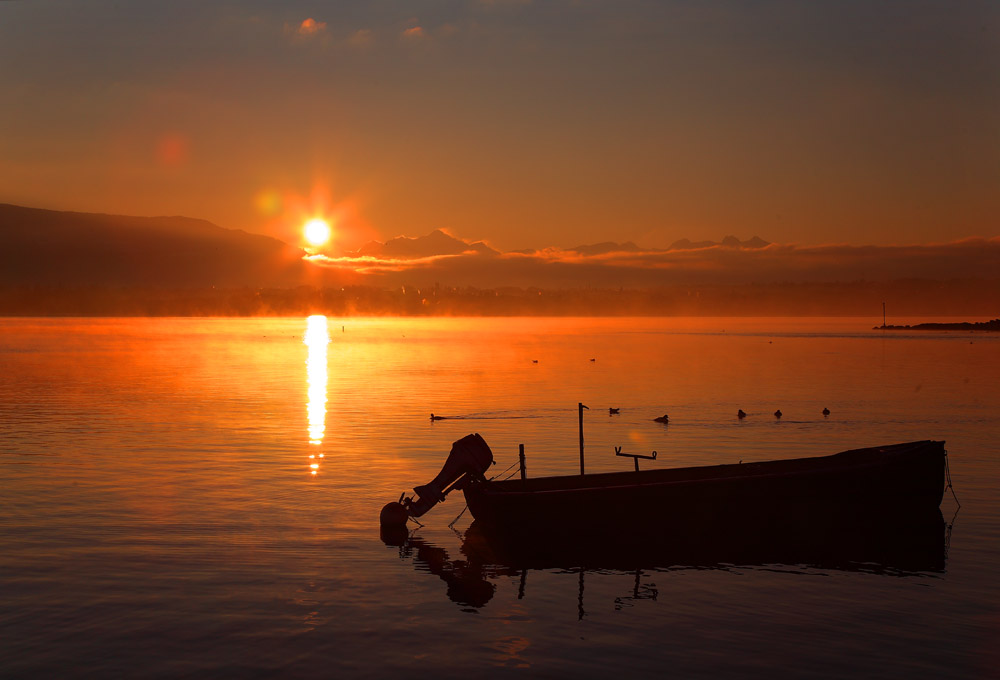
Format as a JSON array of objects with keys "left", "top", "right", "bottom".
[{"left": 380, "top": 433, "right": 494, "bottom": 527}]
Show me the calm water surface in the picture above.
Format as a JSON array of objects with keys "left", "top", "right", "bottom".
[{"left": 2, "top": 317, "right": 998, "bottom": 678}]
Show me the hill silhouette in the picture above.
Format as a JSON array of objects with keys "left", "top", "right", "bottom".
[
  {"left": 0, "top": 204, "right": 316, "bottom": 287},
  {"left": 2, "top": 203, "right": 997, "bottom": 317}
]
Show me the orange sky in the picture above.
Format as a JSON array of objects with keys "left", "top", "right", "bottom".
[{"left": 0, "top": 1, "right": 997, "bottom": 254}]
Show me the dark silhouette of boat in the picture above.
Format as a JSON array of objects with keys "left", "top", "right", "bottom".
[
  {"left": 384, "top": 435, "right": 946, "bottom": 537},
  {"left": 467, "top": 440, "right": 944, "bottom": 534}
]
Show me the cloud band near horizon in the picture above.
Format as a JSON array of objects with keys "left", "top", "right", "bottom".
[{"left": 304, "top": 232, "right": 1000, "bottom": 289}]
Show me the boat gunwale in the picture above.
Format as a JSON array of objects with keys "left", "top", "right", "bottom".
[{"left": 473, "top": 440, "right": 943, "bottom": 497}]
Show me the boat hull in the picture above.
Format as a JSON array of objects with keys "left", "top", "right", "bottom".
[
  {"left": 461, "top": 510, "right": 948, "bottom": 574},
  {"left": 463, "top": 440, "right": 946, "bottom": 536}
]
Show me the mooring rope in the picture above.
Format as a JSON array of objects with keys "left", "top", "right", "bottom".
[
  {"left": 944, "top": 449, "right": 961, "bottom": 509},
  {"left": 447, "top": 504, "right": 469, "bottom": 528},
  {"left": 445, "top": 458, "right": 521, "bottom": 528},
  {"left": 489, "top": 459, "right": 520, "bottom": 481}
]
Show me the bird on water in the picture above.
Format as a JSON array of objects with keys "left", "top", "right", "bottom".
[
  {"left": 430, "top": 414, "right": 445, "bottom": 421},
  {"left": 822, "top": 407, "right": 830, "bottom": 416},
  {"left": 774, "top": 409, "right": 782, "bottom": 418},
  {"left": 609, "top": 407, "right": 620, "bottom": 415},
  {"left": 654, "top": 414, "right": 669, "bottom": 423},
  {"left": 737, "top": 409, "right": 746, "bottom": 419}
]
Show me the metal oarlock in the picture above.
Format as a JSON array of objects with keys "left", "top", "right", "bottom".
[{"left": 615, "top": 446, "right": 657, "bottom": 472}]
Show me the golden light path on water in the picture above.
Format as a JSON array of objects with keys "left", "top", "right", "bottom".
[{"left": 304, "top": 315, "right": 329, "bottom": 474}]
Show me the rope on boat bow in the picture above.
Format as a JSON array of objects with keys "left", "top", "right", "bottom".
[
  {"left": 489, "top": 459, "right": 520, "bottom": 481},
  {"left": 447, "top": 457, "right": 522, "bottom": 528},
  {"left": 944, "top": 449, "right": 961, "bottom": 509},
  {"left": 447, "top": 504, "right": 468, "bottom": 528}
]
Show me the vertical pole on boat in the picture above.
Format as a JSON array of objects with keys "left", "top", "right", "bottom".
[
  {"left": 882, "top": 301, "right": 886, "bottom": 329},
  {"left": 578, "top": 402, "right": 588, "bottom": 475},
  {"left": 518, "top": 444, "right": 526, "bottom": 480}
]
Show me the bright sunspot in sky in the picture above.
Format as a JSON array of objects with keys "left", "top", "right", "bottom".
[{"left": 304, "top": 218, "right": 331, "bottom": 246}]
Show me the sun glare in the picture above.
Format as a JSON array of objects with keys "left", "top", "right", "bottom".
[{"left": 304, "top": 218, "right": 331, "bottom": 246}]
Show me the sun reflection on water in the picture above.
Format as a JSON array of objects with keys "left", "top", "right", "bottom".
[{"left": 304, "top": 315, "right": 330, "bottom": 473}]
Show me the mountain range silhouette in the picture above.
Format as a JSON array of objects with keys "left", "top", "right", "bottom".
[{"left": 0, "top": 204, "right": 314, "bottom": 287}]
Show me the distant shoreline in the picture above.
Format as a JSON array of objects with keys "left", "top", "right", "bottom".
[
  {"left": 875, "top": 319, "right": 1000, "bottom": 331},
  {"left": 3, "top": 283, "right": 1000, "bottom": 318}
]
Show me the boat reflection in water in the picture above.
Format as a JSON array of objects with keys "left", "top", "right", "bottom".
[
  {"left": 381, "top": 509, "right": 949, "bottom": 613},
  {"left": 381, "top": 526, "right": 502, "bottom": 611}
]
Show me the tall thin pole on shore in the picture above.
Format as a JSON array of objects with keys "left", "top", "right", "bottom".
[{"left": 578, "top": 402, "right": 588, "bottom": 475}]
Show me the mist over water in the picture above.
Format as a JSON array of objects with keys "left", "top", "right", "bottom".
[{"left": 2, "top": 317, "right": 997, "bottom": 678}]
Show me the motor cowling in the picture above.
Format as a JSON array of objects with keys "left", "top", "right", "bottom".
[{"left": 381, "top": 433, "right": 494, "bottom": 526}]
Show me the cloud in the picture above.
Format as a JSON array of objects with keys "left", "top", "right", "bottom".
[
  {"left": 302, "top": 232, "right": 1000, "bottom": 291},
  {"left": 305, "top": 252, "right": 468, "bottom": 275},
  {"left": 297, "top": 18, "right": 327, "bottom": 36},
  {"left": 284, "top": 17, "right": 327, "bottom": 43},
  {"left": 348, "top": 29, "right": 374, "bottom": 47},
  {"left": 352, "top": 229, "right": 498, "bottom": 259},
  {"left": 401, "top": 26, "right": 425, "bottom": 39}
]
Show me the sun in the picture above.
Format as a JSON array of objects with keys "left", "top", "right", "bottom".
[{"left": 304, "top": 218, "right": 331, "bottom": 246}]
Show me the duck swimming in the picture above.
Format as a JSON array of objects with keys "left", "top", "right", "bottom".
[
  {"left": 653, "top": 414, "right": 669, "bottom": 423},
  {"left": 774, "top": 409, "right": 782, "bottom": 418},
  {"left": 609, "top": 407, "right": 620, "bottom": 415},
  {"left": 430, "top": 414, "right": 445, "bottom": 421},
  {"left": 822, "top": 407, "right": 830, "bottom": 416},
  {"left": 737, "top": 409, "right": 746, "bottom": 419}
]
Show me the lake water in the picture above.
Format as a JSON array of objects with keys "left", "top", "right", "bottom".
[{"left": 2, "top": 316, "right": 998, "bottom": 678}]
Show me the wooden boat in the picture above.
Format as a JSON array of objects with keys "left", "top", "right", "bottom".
[
  {"left": 466, "top": 440, "right": 945, "bottom": 534},
  {"left": 382, "top": 435, "right": 946, "bottom": 535}
]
